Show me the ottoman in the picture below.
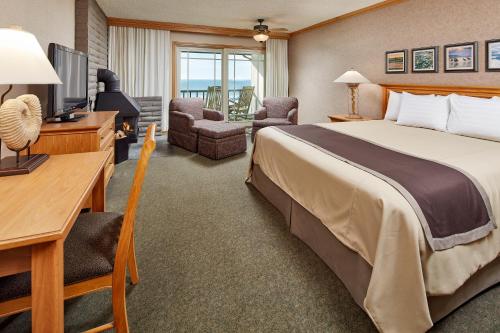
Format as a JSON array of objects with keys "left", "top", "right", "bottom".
[{"left": 198, "top": 123, "right": 247, "bottom": 160}]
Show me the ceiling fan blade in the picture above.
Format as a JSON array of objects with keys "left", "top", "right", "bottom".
[{"left": 270, "top": 28, "right": 289, "bottom": 32}]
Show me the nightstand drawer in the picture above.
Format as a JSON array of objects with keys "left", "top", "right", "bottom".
[{"left": 328, "top": 114, "right": 373, "bottom": 123}]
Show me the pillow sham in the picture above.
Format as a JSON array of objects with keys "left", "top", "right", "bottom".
[
  {"left": 384, "top": 90, "right": 402, "bottom": 121},
  {"left": 447, "top": 94, "right": 500, "bottom": 142},
  {"left": 396, "top": 92, "right": 449, "bottom": 131}
]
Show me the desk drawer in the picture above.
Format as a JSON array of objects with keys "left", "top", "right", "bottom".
[{"left": 104, "top": 146, "right": 114, "bottom": 185}]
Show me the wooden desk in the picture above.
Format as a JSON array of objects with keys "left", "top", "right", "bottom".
[{"left": 0, "top": 151, "right": 109, "bottom": 332}]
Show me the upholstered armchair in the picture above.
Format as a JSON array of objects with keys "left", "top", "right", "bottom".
[
  {"left": 168, "top": 98, "right": 224, "bottom": 152},
  {"left": 251, "top": 97, "right": 299, "bottom": 141}
]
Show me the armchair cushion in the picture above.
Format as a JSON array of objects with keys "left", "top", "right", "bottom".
[
  {"left": 254, "top": 107, "right": 267, "bottom": 120},
  {"left": 169, "top": 111, "right": 195, "bottom": 132},
  {"left": 192, "top": 119, "right": 223, "bottom": 133},
  {"left": 287, "top": 108, "right": 298, "bottom": 125},
  {"left": 169, "top": 98, "right": 204, "bottom": 120},
  {"left": 202, "top": 108, "right": 224, "bottom": 121},
  {"left": 264, "top": 97, "right": 299, "bottom": 119},
  {"left": 252, "top": 118, "right": 292, "bottom": 128}
]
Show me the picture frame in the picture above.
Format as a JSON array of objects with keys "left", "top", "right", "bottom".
[
  {"left": 486, "top": 39, "right": 500, "bottom": 72},
  {"left": 386, "top": 49, "right": 408, "bottom": 74},
  {"left": 412, "top": 46, "right": 439, "bottom": 73},
  {"left": 444, "top": 42, "right": 478, "bottom": 72}
]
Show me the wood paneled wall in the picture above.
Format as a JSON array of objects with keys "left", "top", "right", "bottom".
[{"left": 75, "top": 0, "right": 108, "bottom": 107}]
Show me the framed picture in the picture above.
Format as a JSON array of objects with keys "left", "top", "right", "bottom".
[
  {"left": 444, "top": 42, "right": 478, "bottom": 72},
  {"left": 486, "top": 39, "right": 500, "bottom": 71},
  {"left": 386, "top": 50, "right": 408, "bottom": 74},
  {"left": 412, "top": 46, "right": 439, "bottom": 73}
]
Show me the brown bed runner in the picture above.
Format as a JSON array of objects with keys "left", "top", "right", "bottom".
[{"left": 274, "top": 124, "right": 496, "bottom": 251}]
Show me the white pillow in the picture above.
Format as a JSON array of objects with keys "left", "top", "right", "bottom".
[
  {"left": 447, "top": 94, "right": 500, "bottom": 142},
  {"left": 396, "top": 92, "right": 450, "bottom": 131},
  {"left": 384, "top": 91, "right": 402, "bottom": 121}
]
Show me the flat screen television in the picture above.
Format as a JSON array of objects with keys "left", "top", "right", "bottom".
[{"left": 47, "top": 43, "right": 88, "bottom": 121}]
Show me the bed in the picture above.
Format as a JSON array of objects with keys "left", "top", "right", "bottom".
[{"left": 248, "top": 84, "right": 500, "bottom": 332}]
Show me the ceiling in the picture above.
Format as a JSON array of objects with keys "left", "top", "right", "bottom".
[{"left": 97, "top": 0, "right": 386, "bottom": 33}]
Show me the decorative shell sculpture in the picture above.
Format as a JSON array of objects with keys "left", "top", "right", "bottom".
[{"left": 0, "top": 94, "right": 42, "bottom": 150}]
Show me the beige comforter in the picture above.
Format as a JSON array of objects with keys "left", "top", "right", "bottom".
[{"left": 251, "top": 120, "right": 500, "bottom": 333}]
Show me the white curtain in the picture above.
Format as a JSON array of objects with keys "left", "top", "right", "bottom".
[
  {"left": 108, "top": 26, "right": 170, "bottom": 130},
  {"left": 265, "top": 39, "right": 289, "bottom": 97}
]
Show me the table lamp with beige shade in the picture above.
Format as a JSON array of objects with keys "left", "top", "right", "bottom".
[
  {"left": 0, "top": 26, "right": 62, "bottom": 176},
  {"left": 334, "top": 69, "right": 370, "bottom": 119}
]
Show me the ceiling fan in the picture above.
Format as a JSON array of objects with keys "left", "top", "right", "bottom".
[{"left": 253, "top": 19, "right": 288, "bottom": 43}]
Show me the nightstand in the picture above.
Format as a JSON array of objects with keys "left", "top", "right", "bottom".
[{"left": 328, "top": 114, "right": 373, "bottom": 123}]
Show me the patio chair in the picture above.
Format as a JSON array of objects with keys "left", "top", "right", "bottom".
[
  {"left": 205, "top": 86, "right": 222, "bottom": 111},
  {"left": 229, "top": 86, "right": 255, "bottom": 121}
]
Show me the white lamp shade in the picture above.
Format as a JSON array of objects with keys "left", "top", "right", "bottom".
[
  {"left": 334, "top": 70, "right": 370, "bottom": 84},
  {"left": 0, "top": 28, "right": 61, "bottom": 85},
  {"left": 253, "top": 33, "right": 269, "bottom": 43}
]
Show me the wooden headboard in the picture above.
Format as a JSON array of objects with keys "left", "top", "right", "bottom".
[{"left": 381, "top": 84, "right": 500, "bottom": 115}]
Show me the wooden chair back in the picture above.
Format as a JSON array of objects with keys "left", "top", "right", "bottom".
[
  {"left": 112, "top": 124, "right": 156, "bottom": 331},
  {"left": 234, "top": 86, "right": 255, "bottom": 114},
  {"left": 205, "top": 86, "right": 222, "bottom": 110}
]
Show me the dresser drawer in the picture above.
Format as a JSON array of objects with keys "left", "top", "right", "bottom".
[
  {"left": 98, "top": 119, "right": 114, "bottom": 142},
  {"left": 100, "top": 129, "right": 115, "bottom": 151}
]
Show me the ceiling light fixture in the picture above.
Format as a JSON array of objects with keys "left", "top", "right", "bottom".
[{"left": 253, "top": 19, "right": 269, "bottom": 43}]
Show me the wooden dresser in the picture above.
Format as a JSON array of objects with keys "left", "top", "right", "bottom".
[{"left": 30, "top": 111, "right": 118, "bottom": 186}]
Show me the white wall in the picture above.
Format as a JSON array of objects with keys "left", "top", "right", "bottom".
[{"left": 0, "top": 0, "right": 75, "bottom": 156}]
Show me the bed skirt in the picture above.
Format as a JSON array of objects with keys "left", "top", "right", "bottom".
[{"left": 250, "top": 164, "right": 500, "bottom": 324}]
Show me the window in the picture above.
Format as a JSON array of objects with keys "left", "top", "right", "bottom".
[{"left": 179, "top": 51, "right": 222, "bottom": 99}]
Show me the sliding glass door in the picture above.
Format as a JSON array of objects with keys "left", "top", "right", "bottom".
[
  {"left": 227, "top": 51, "right": 265, "bottom": 122},
  {"left": 176, "top": 46, "right": 265, "bottom": 123}
]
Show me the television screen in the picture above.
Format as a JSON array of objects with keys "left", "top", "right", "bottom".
[{"left": 48, "top": 43, "right": 88, "bottom": 118}]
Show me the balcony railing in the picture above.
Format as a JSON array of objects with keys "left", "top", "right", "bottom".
[
  {"left": 179, "top": 89, "right": 263, "bottom": 122},
  {"left": 180, "top": 89, "right": 245, "bottom": 99}
]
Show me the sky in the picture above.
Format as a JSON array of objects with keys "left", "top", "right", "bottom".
[{"left": 180, "top": 52, "right": 262, "bottom": 81}]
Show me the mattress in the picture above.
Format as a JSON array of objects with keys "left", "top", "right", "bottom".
[{"left": 250, "top": 120, "right": 500, "bottom": 332}]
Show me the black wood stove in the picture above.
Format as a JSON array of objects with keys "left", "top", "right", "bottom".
[{"left": 94, "top": 68, "right": 140, "bottom": 164}]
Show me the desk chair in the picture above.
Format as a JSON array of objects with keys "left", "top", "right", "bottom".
[{"left": 0, "top": 124, "right": 157, "bottom": 332}]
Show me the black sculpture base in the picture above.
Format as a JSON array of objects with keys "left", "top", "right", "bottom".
[{"left": 0, "top": 154, "right": 49, "bottom": 177}]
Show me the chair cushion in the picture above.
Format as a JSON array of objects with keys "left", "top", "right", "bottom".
[
  {"left": 192, "top": 119, "right": 224, "bottom": 133},
  {"left": 169, "top": 98, "right": 204, "bottom": 120},
  {"left": 0, "top": 212, "right": 123, "bottom": 302},
  {"left": 252, "top": 118, "right": 292, "bottom": 128},
  {"left": 198, "top": 123, "right": 246, "bottom": 139},
  {"left": 263, "top": 97, "right": 299, "bottom": 118}
]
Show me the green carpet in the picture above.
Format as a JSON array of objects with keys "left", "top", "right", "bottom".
[{"left": 1, "top": 137, "right": 498, "bottom": 332}]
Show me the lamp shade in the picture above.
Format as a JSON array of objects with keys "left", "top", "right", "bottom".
[
  {"left": 0, "top": 27, "right": 61, "bottom": 85},
  {"left": 334, "top": 70, "right": 370, "bottom": 84},
  {"left": 253, "top": 33, "right": 269, "bottom": 43}
]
